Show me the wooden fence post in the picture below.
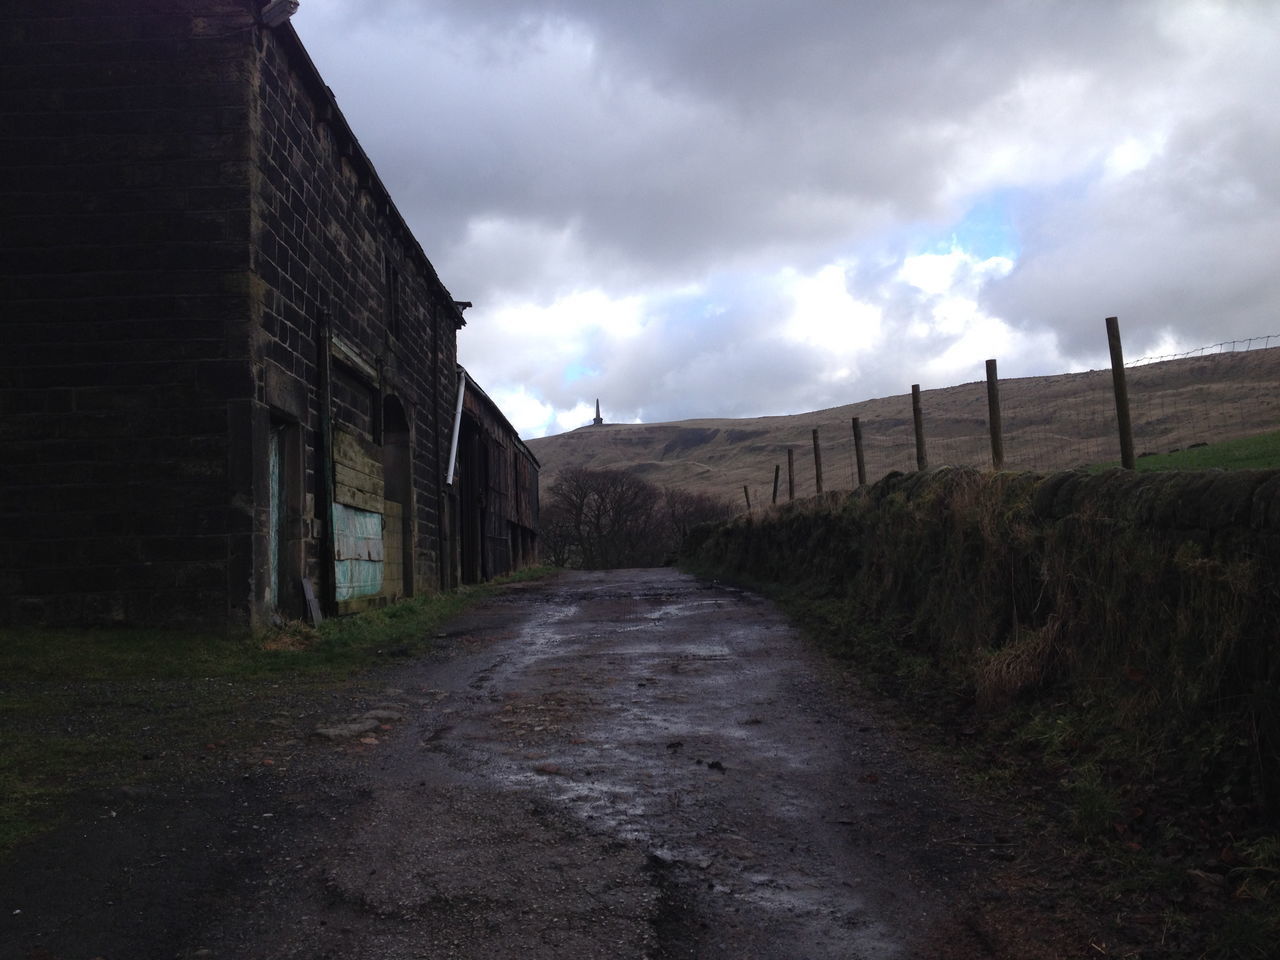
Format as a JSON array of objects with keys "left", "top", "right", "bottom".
[
  {"left": 985, "top": 358, "right": 1004, "bottom": 471},
  {"left": 772, "top": 464, "right": 780, "bottom": 505},
  {"left": 812, "top": 428, "right": 823, "bottom": 494},
  {"left": 911, "top": 384, "right": 928, "bottom": 471},
  {"left": 787, "top": 448, "right": 795, "bottom": 501},
  {"left": 1106, "top": 316, "right": 1136, "bottom": 469},
  {"left": 851, "top": 417, "right": 866, "bottom": 486}
]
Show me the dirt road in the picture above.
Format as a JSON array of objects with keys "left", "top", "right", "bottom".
[{"left": 3, "top": 569, "right": 1019, "bottom": 959}]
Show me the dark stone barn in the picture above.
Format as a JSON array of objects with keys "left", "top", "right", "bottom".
[{"left": 1, "top": 0, "right": 539, "bottom": 628}]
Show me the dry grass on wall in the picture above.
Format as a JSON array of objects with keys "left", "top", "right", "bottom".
[{"left": 683, "top": 466, "right": 1280, "bottom": 812}]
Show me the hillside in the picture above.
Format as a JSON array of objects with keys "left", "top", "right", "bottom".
[{"left": 526, "top": 346, "right": 1280, "bottom": 504}]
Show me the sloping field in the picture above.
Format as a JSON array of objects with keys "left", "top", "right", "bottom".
[{"left": 527, "top": 346, "right": 1280, "bottom": 502}]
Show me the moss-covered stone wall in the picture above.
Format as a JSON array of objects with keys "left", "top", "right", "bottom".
[{"left": 684, "top": 467, "right": 1280, "bottom": 809}]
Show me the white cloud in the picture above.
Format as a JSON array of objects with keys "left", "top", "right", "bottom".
[
  {"left": 554, "top": 402, "right": 596, "bottom": 433},
  {"left": 781, "top": 263, "right": 883, "bottom": 364},
  {"left": 459, "top": 288, "right": 648, "bottom": 435},
  {"left": 1104, "top": 136, "right": 1165, "bottom": 180},
  {"left": 486, "top": 386, "right": 557, "bottom": 439}
]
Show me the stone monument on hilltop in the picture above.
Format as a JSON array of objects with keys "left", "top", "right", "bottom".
[{"left": 593, "top": 399, "right": 604, "bottom": 426}]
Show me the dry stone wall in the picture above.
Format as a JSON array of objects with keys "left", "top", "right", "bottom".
[{"left": 684, "top": 467, "right": 1280, "bottom": 806}]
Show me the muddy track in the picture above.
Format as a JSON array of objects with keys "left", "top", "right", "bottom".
[{"left": 3, "top": 570, "right": 1027, "bottom": 959}]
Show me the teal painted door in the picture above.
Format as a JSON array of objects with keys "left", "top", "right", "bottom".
[{"left": 333, "top": 502, "right": 384, "bottom": 601}]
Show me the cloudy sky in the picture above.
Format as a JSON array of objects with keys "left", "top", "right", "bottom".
[{"left": 293, "top": 0, "right": 1280, "bottom": 438}]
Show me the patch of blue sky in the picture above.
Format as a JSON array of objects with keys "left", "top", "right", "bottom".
[
  {"left": 644, "top": 282, "right": 741, "bottom": 340},
  {"left": 852, "top": 189, "right": 1025, "bottom": 278},
  {"left": 937, "top": 189, "right": 1021, "bottom": 261},
  {"left": 562, "top": 360, "right": 596, "bottom": 383}
]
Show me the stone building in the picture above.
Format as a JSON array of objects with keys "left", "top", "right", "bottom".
[
  {"left": 0, "top": 0, "right": 538, "bottom": 628},
  {"left": 454, "top": 373, "right": 540, "bottom": 587}
]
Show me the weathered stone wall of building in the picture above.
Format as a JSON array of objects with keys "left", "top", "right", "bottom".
[
  {"left": 1, "top": 1, "right": 471, "bottom": 627},
  {"left": 247, "top": 22, "right": 462, "bottom": 621},
  {"left": 0, "top": 0, "right": 260, "bottom": 626}
]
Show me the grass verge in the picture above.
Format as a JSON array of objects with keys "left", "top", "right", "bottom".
[
  {"left": 0, "top": 567, "right": 555, "bottom": 857},
  {"left": 1094, "top": 429, "right": 1280, "bottom": 471}
]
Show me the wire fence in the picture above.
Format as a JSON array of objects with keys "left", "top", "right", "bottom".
[{"left": 750, "top": 335, "right": 1280, "bottom": 506}]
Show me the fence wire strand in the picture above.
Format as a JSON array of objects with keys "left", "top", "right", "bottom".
[{"left": 752, "top": 337, "right": 1280, "bottom": 503}]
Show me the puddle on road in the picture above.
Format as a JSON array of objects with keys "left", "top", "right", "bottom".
[
  {"left": 516, "top": 603, "right": 580, "bottom": 647},
  {"left": 646, "top": 598, "right": 725, "bottom": 620}
]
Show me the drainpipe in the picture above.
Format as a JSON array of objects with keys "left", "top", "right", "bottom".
[
  {"left": 445, "top": 368, "right": 466, "bottom": 487},
  {"left": 450, "top": 368, "right": 471, "bottom": 488},
  {"left": 444, "top": 368, "right": 467, "bottom": 590},
  {"left": 317, "top": 312, "right": 336, "bottom": 615}
]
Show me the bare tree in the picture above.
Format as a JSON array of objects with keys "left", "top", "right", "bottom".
[
  {"left": 545, "top": 466, "right": 594, "bottom": 567},
  {"left": 545, "top": 468, "right": 734, "bottom": 569},
  {"left": 538, "top": 500, "right": 576, "bottom": 568},
  {"left": 663, "top": 487, "right": 736, "bottom": 546}
]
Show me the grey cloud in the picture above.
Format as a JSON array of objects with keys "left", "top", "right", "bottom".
[
  {"left": 984, "top": 106, "right": 1280, "bottom": 359},
  {"left": 301, "top": 0, "right": 1179, "bottom": 285}
]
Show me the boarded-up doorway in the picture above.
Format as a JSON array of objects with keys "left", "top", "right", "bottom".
[{"left": 333, "top": 428, "right": 384, "bottom": 610}]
